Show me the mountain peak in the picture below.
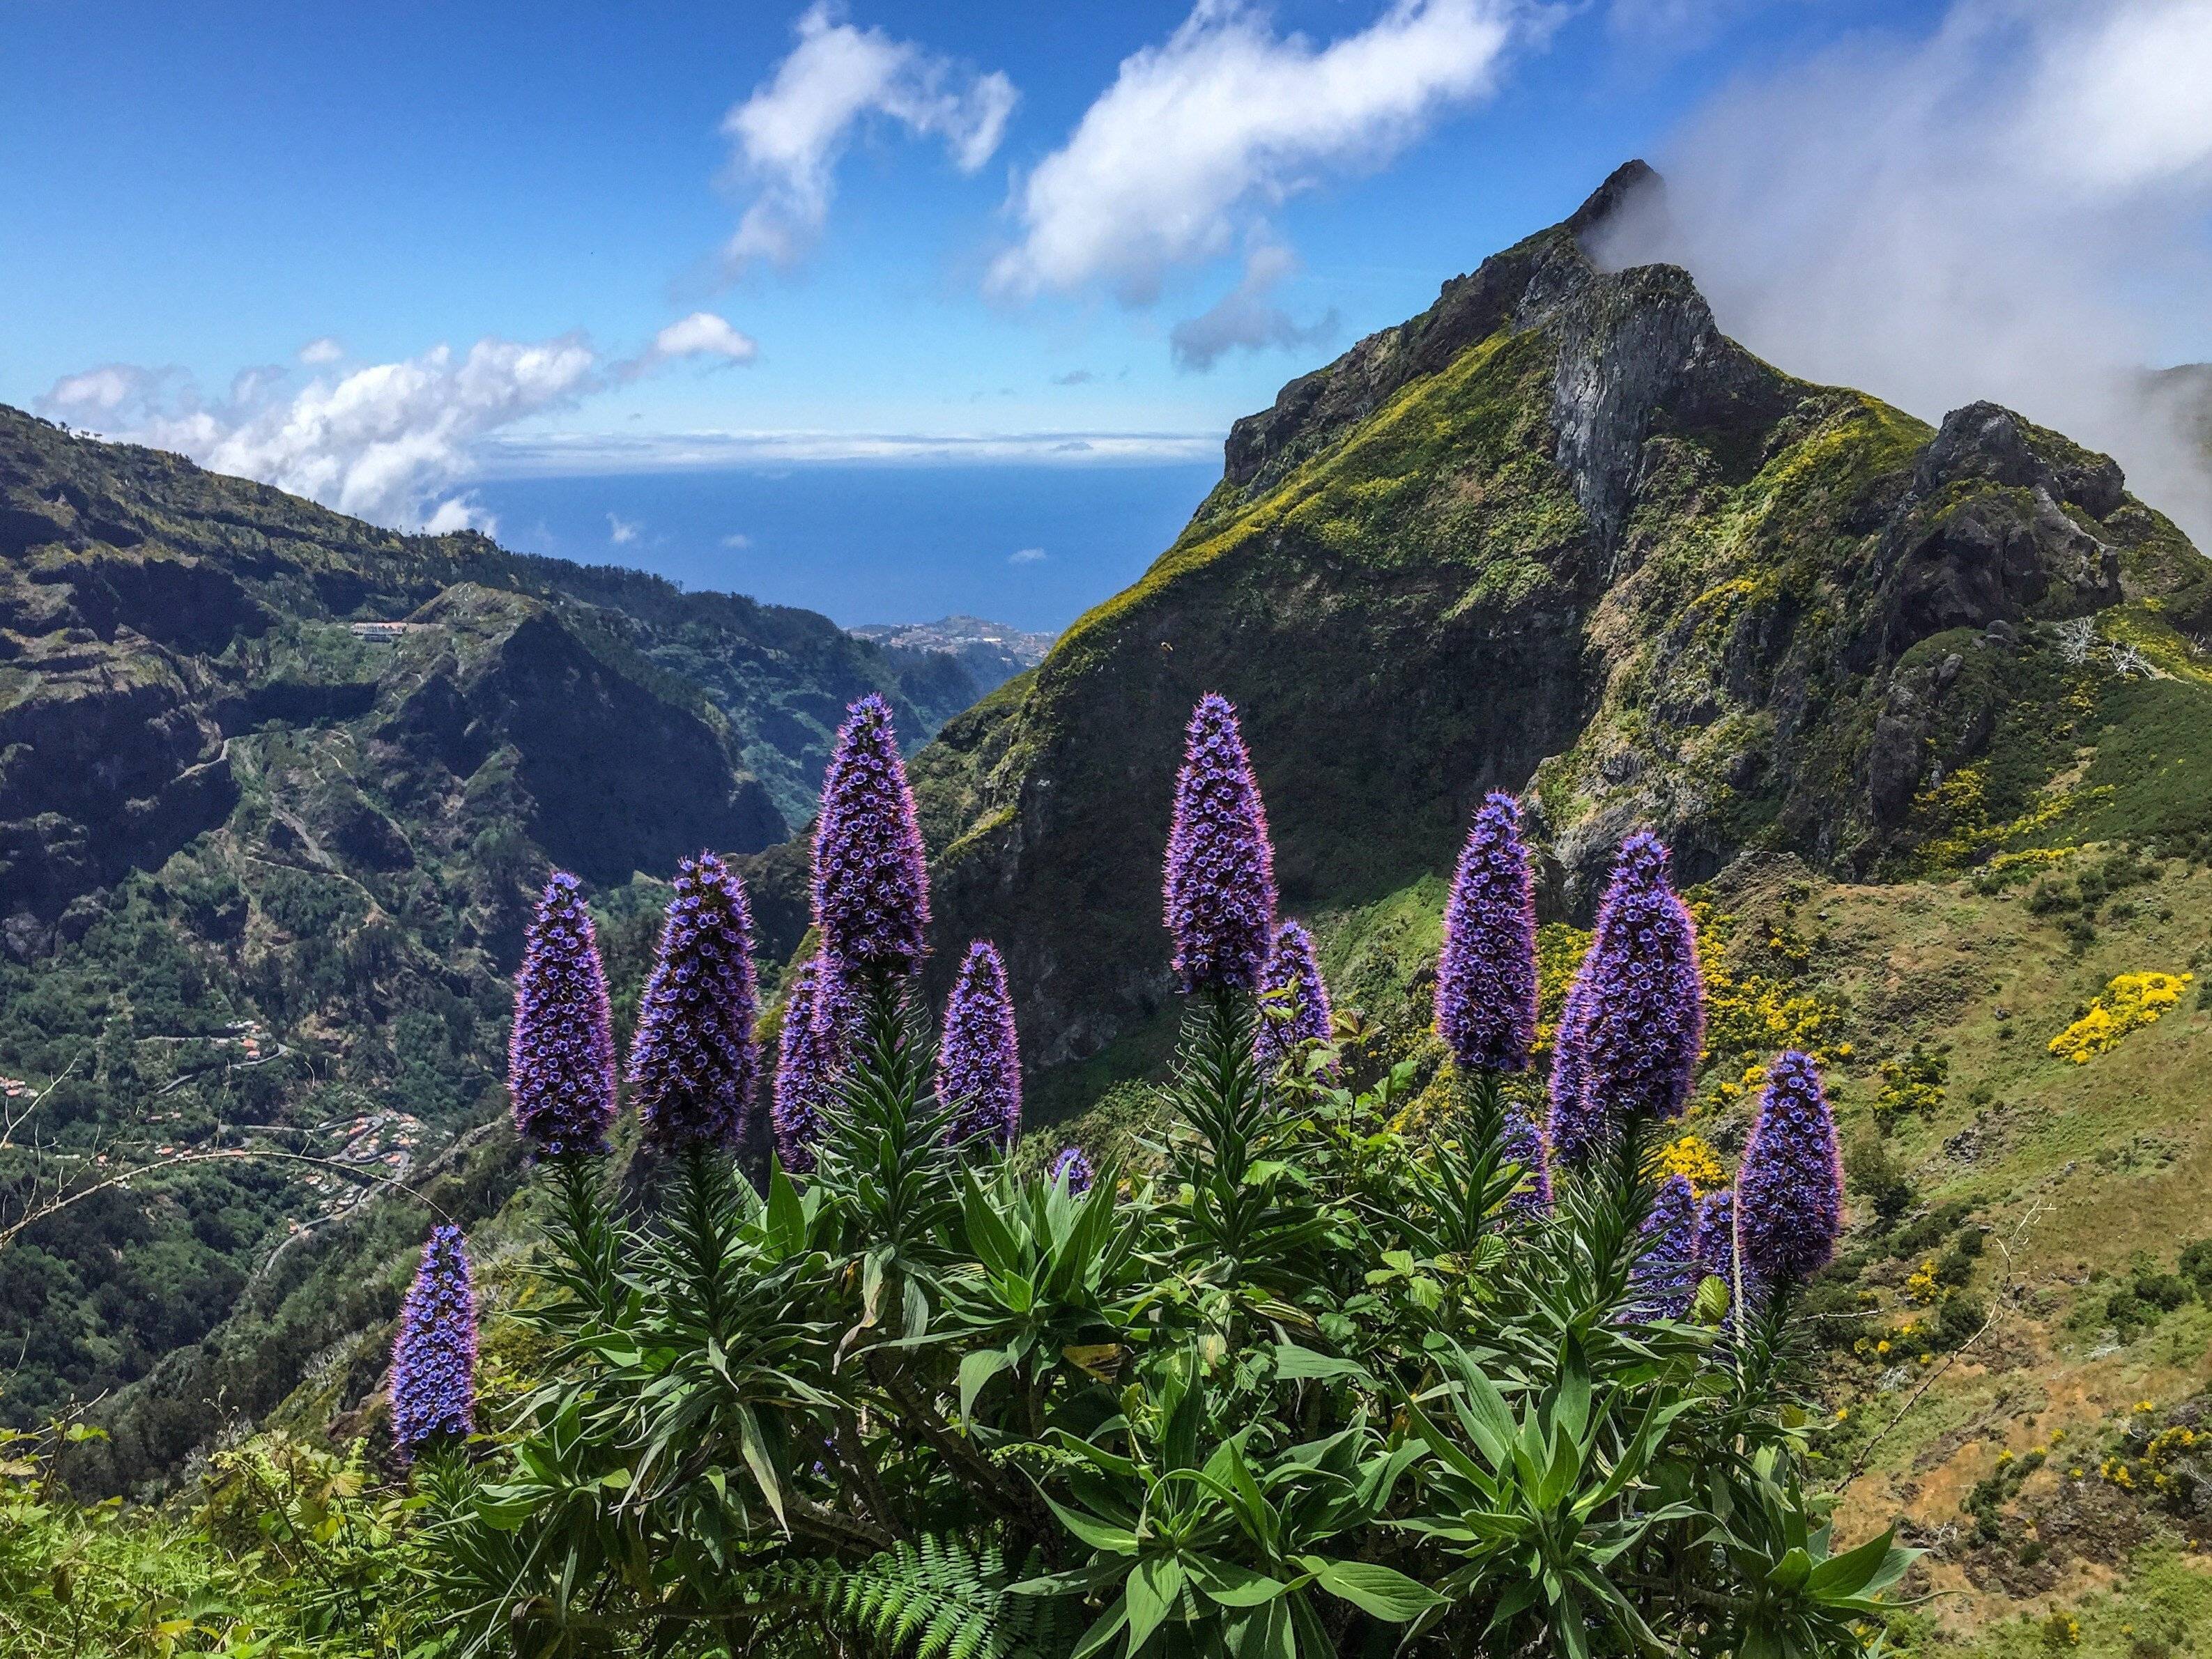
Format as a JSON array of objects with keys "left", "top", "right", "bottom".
[{"left": 1564, "top": 157, "right": 1661, "bottom": 242}]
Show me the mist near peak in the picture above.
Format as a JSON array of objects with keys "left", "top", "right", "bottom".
[{"left": 1590, "top": 0, "right": 2212, "bottom": 546}]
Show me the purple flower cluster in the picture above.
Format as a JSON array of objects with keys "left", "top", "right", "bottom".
[
  {"left": 1051, "top": 1145, "right": 1095, "bottom": 1195},
  {"left": 508, "top": 872, "right": 617, "bottom": 1159},
  {"left": 1163, "top": 694, "right": 1277, "bottom": 993},
  {"left": 772, "top": 954, "right": 849, "bottom": 1175},
  {"left": 1547, "top": 833, "right": 1705, "bottom": 1165},
  {"left": 1736, "top": 1051, "right": 1845, "bottom": 1290},
  {"left": 1254, "top": 921, "right": 1332, "bottom": 1077},
  {"left": 812, "top": 695, "right": 930, "bottom": 976},
  {"left": 1693, "top": 1189, "right": 1737, "bottom": 1287},
  {"left": 937, "top": 939, "right": 1022, "bottom": 1149},
  {"left": 390, "top": 1224, "right": 476, "bottom": 1460},
  {"left": 629, "top": 852, "right": 759, "bottom": 1152},
  {"left": 1500, "top": 1109, "right": 1554, "bottom": 1217},
  {"left": 1633, "top": 1173, "right": 1700, "bottom": 1320},
  {"left": 1436, "top": 794, "right": 1538, "bottom": 1073}
]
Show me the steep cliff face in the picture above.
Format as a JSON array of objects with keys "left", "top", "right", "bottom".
[{"left": 912, "top": 163, "right": 2208, "bottom": 1079}]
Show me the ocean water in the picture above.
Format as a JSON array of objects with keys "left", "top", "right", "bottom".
[{"left": 468, "top": 462, "right": 1223, "bottom": 633}]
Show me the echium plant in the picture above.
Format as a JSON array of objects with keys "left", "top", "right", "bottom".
[
  {"left": 813, "top": 692, "right": 930, "bottom": 978},
  {"left": 629, "top": 851, "right": 760, "bottom": 1152},
  {"left": 937, "top": 939, "right": 1021, "bottom": 1148},
  {"left": 507, "top": 871, "right": 617, "bottom": 1159},
  {"left": 771, "top": 953, "right": 845, "bottom": 1174},
  {"left": 390, "top": 1224, "right": 475, "bottom": 1463},
  {"left": 434, "top": 695, "right": 1909, "bottom": 1659},
  {"left": 1253, "top": 920, "right": 1332, "bottom": 1079},
  {"left": 1549, "top": 831, "right": 1705, "bottom": 1168}
]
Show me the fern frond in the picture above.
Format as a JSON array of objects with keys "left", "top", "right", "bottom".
[{"left": 733, "top": 1534, "right": 1075, "bottom": 1659}]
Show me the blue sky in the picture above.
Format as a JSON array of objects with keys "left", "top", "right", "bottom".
[{"left": 7, "top": 1, "right": 2209, "bottom": 626}]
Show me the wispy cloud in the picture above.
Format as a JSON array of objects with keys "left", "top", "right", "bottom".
[
  {"left": 608, "top": 513, "right": 641, "bottom": 544},
  {"left": 633, "top": 311, "right": 759, "bottom": 371},
  {"left": 1596, "top": 0, "right": 2212, "bottom": 542},
  {"left": 1170, "top": 242, "right": 1337, "bottom": 372},
  {"left": 297, "top": 336, "right": 344, "bottom": 365},
  {"left": 990, "top": 0, "right": 1522, "bottom": 304},
  {"left": 1008, "top": 546, "right": 1047, "bottom": 564},
  {"left": 474, "top": 427, "right": 1220, "bottom": 474},
  {"left": 723, "top": 2, "right": 1016, "bottom": 273}
]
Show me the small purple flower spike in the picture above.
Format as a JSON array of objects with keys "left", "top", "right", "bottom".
[
  {"left": 811, "top": 695, "right": 930, "bottom": 976},
  {"left": 1254, "top": 921, "right": 1332, "bottom": 1077},
  {"left": 1163, "top": 694, "right": 1277, "bottom": 993},
  {"left": 391, "top": 1224, "right": 477, "bottom": 1460},
  {"left": 1694, "top": 1189, "right": 1738, "bottom": 1287},
  {"left": 1500, "top": 1109, "right": 1554, "bottom": 1217},
  {"left": 1051, "top": 1145, "right": 1095, "bottom": 1195},
  {"left": 1436, "top": 794, "right": 1539, "bottom": 1073},
  {"left": 771, "top": 954, "right": 849, "bottom": 1175},
  {"left": 1547, "top": 833, "right": 1705, "bottom": 1165},
  {"left": 1633, "top": 1173, "right": 1700, "bottom": 1320},
  {"left": 629, "top": 851, "right": 760, "bottom": 1152},
  {"left": 1737, "top": 1051, "right": 1845, "bottom": 1290},
  {"left": 508, "top": 872, "right": 617, "bottom": 1159},
  {"left": 937, "top": 939, "right": 1022, "bottom": 1150}
]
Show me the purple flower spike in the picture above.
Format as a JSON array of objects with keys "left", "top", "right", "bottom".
[
  {"left": 391, "top": 1224, "right": 476, "bottom": 1460},
  {"left": 1694, "top": 1189, "right": 1737, "bottom": 1276},
  {"left": 1051, "top": 1146, "right": 1095, "bottom": 1195},
  {"left": 1163, "top": 694, "right": 1277, "bottom": 993},
  {"left": 1436, "top": 793, "right": 1539, "bottom": 1073},
  {"left": 1634, "top": 1174, "right": 1700, "bottom": 1320},
  {"left": 772, "top": 955, "right": 848, "bottom": 1174},
  {"left": 812, "top": 695, "right": 930, "bottom": 976},
  {"left": 629, "top": 851, "right": 760, "bottom": 1152},
  {"left": 1500, "top": 1109, "right": 1554, "bottom": 1217},
  {"left": 1546, "top": 833, "right": 1705, "bottom": 1164},
  {"left": 1254, "top": 921, "right": 1332, "bottom": 1077},
  {"left": 937, "top": 939, "right": 1022, "bottom": 1149},
  {"left": 508, "top": 872, "right": 617, "bottom": 1159},
  {"left": 1737, "top": 1051, "right": 1845, "bottom": 1290}
]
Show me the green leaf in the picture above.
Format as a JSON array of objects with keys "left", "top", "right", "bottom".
[
  {"left": 1765, "top": 1546, "right": 1813, "bottom": 1594},
  {"left": 1126, "top": 1555, "right": 1187, "bottom": 1653},
  {"left": 1043, "top": 1494, "right": 1141, "bottom": 1556},
  {"left": 1297, "top": 1557, "right": 1445, "bottom": 1622},
  {"left": 1806, "top": 1528, "right": 1903, "bottom": 1599},
  {"left": 957, "top": 1346, "right": 1019, "bottom": 1426},
  {"left": 1190, "top": 1559, "right": 1289, "bottom": 1607},
  {"left": 765, "top": 1164, "right": 806, "bottom": 1258},
  {"left": 1271, "top": 1343, "right": 1371, "bottom": 1384}
]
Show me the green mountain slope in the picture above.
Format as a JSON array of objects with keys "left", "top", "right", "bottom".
[
  {"left": 911, "top": 162, "right": 2211, "bottom": 1086},
  {"left": 0, "top": 408, "right": 985, "bottom": 1480}
]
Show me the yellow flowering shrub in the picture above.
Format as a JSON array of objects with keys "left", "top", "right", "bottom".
[
  {"left": 1655, "top": 1133, "right": 1728, "bottom": 1193},
  {"left": 2047, "top": 971, "right": 2195, "bottom": 1064},
  {"left": 1688, "top": 900, "right": 1845, "bottom": 1109}
]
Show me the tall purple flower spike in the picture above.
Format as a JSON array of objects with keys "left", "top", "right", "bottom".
[
  {"left": 1163, "top": 693, "right": 1277, "bottom": 993},
  {"left": 391, "top": 1224, "right": 477, "bottom": 1460},
  {"left": 1254, "top": 921, "right": 1332, "bottom": 1077},
  {"left": 812, "top": 694, "right": 930, "bottom": 976},
  {"left": 937, "top": 939, "right": 1022, "bottom": 1149},
  {"left": 772, "top": 954, "right": 847, "bottom": 1174},
  {"left": 1051, "top": 1145, "right": 1095, "bottom": 1195},
  {"left": 1737, "top": 1050, "right": 1845, "bottom": 1290},
  {"left": 1436, "top": 793, "right": 1539, "bottom": 1073},
  {"left": 1633, "top": 1173, "right": 1700, "bottom": 1320},
  {"left": 629, "top": 851, "right": 760, "bottom": 1152},
  {"left": 1546, "top": 833, "right": 1705, "bottom": 1166},
  {"left": 1500, "top": 1109, "right": 1553, "bottom": 1217},
  {"left": 508, "top": 872, "right": 617, "bottom": 1159},
  {"left": 1693, "top": 1189, "right": 1737, "bottom": 1286}
]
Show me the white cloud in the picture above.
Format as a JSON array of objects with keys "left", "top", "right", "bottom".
[
  {"left": 1008, "top": 546, "right": 1046, "bottom": 564},
  {"left": 990, "top": 0, "right": 1521, "bottom": 303},
  {"left": 722, "top": 3, "right": 1017, "bottom": 272},
  {"left": 40, "top": 313, "right": 773, "bottom": 532},
  {"left": 608, "top": 513, "right": 641, "bottom": 544},
  {"left": 43, "top": 336, "right": 597, "bottom": 530},
  {"left": 722, "top": 532, "right": 754, "bottom": 548},
  {"left": 298, "top": 337, "right": 345, "bottom": 365},
  {"left": 1592, "top": 0, "right": 2212, "bottom": 545},
  {"left": 1170, "top": 242, "right": 1338, "bottom": 371},
  {"left": 475, "top": 427, "right": 1219, "bottom": 472},
  {"left": 645, "top": 311, "right": 760, "bottom": 366}
]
